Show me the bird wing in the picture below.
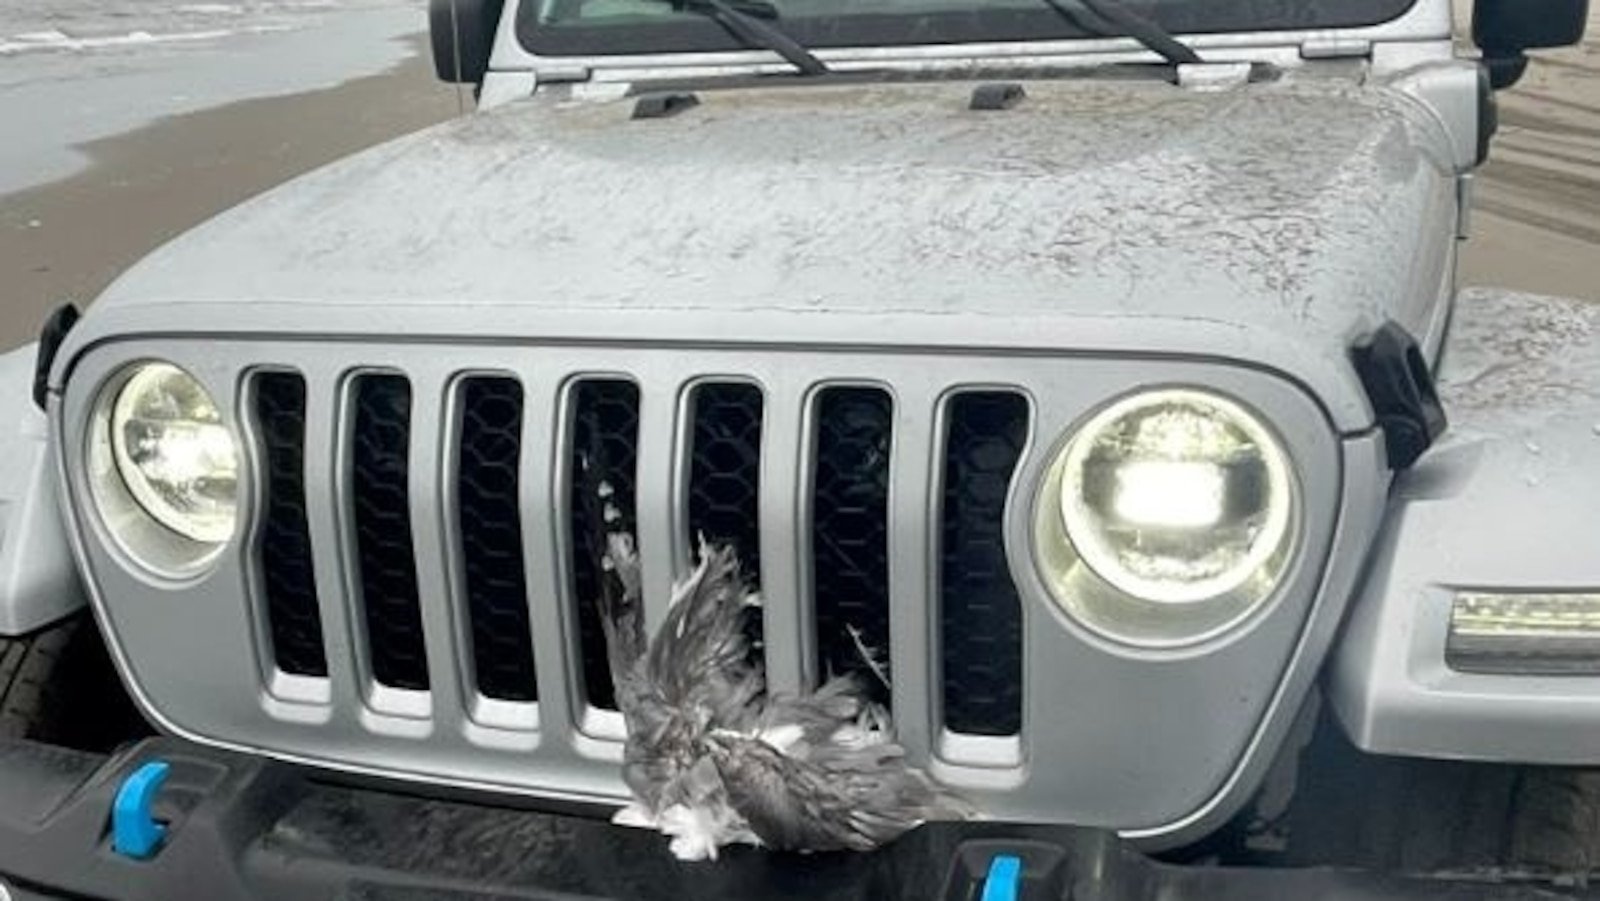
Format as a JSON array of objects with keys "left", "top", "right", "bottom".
[
  {"left": 710, "top": 729, "right": 962, "bottom": 853},
  {"left": 707, "top": 732, "right": 882, "bottom": 852}
]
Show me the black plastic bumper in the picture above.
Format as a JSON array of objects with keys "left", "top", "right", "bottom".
[{"left": 1, "top": 736, "right": 1596, "bottom": 901}]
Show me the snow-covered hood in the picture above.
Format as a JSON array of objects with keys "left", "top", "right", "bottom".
[{"left": 76, "top": 73, "right": 1461, "bottom": 431}]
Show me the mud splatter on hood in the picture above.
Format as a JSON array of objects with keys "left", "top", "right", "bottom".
[{"left": 84, "top": 73, "right": 1461, "bottom": 429}]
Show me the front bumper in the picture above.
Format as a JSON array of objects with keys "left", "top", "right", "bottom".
[{"left": 1, "top": 737, "right": 1595, "bottom": 901}]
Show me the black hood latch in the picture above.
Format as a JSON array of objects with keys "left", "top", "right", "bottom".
[{"left": 1351, "top": 321, "right": 1447, "bottom": 470}]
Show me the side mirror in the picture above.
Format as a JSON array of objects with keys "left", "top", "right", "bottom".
[
  {"left": 430, "top": 0, "right": 506, "bottom": 85},
  {"left": 1473, "top": 0, "right": 1591, "bottom": 89}
]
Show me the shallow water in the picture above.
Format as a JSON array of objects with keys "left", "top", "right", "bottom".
[
  {"left": 0, "top": 0, "right": 414, "bottom": 55},
  {"left": 0, "top": 1, "right": 429, "bottom": 193}
]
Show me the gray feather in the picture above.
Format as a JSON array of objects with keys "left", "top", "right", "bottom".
[{"left": 598, "top": 533, "right": 649, "bottom": 724}]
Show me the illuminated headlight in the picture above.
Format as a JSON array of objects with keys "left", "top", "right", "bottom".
[
  {"left": 90, "top": 362, "right": 239, "bottom": 569},
  {"left": 1033, "top": 388, "right": 1298, "bottom": 647}
]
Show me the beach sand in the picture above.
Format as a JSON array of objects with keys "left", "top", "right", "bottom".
[
  {"left": 0, "top": 33, "right": 1595, "bottom": 351},
  {"left": 0, "top": 42, "right": 459, "bottom": 349}
]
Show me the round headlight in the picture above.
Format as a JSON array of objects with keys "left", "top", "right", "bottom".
[
  {"left": 108, "top": 362, "right": 239, "bottom": 544},
  {"left": 1034, "top": 388, "right": 1297, "bottom": 646}
]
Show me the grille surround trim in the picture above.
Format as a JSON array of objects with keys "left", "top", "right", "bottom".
[{"left": 58, "top": 337, "right": 1349, "bottom": 843}]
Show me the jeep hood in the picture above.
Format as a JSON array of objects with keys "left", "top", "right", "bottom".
[{"left": 78, "top": 75, "right": 1460, "bottom": 431}]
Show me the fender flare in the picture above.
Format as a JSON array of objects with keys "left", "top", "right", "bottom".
[
  {"left": 0, "top": 342, "right": 86, "bottom": 635},
  {"left": 1331, "top": 289, "right": 1600, "bottom": 763}
]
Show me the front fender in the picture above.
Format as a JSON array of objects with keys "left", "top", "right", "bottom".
[
  {"left": 1331, "top": 289, "right": 1600, "bottom": 763},
  {"left": 0, "top": 342, "right": 85, "bottom": 636}
]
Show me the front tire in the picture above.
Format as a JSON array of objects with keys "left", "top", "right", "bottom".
[
  {"left": 1506, "top": 769, "right": 1600, "bottom": 871},
  {"left": 1283, "top": 713, "right": 1600, "bottom": 873},
  {"left": 0, "top": 614, "right": 147, "bottom": 750}
]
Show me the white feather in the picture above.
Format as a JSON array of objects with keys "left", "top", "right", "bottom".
[
  {"left": 757, "top": 723, "right": 805, "bottom": 754},
  {"left": 845, "top": 623, "right": 892, "bottom": 692},
  {"left": 658, "top": 803, "right": 763, "bottom": 861},
  {"left": 612, "top": 802, "right": 658, "bottom": 829}
]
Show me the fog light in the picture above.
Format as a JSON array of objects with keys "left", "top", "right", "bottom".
[{"left": 1447, "top": 592, "right": 1600, "bottom": 675}]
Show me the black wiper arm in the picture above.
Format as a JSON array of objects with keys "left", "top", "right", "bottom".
[
  {"left": 667, "top": 0, "right": 829, "bottom": 76},
  {"left": 1042, "top": 0, "right": 1202, "bottom": 66}
]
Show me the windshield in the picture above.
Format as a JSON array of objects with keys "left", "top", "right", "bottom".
[{"left": 519, "top": 0, "right": 1417, "bottom": 58}]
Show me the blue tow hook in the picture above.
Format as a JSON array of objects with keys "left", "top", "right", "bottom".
[
  {"left": 981, "top": 853, "right": 1024, "bottom": 901},
  {"left": 112, "top": 760, "right": 171, "bottom": 860}
]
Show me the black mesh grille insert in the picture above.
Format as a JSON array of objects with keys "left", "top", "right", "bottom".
[
  {"left": 940, "top": 392, "right": 1029, "bottom": 736},
  {"left": 254, "top": 372, "right": 327, "bottom": 678},
  {"left": 568, "top": 380, "right": 640, "bottom": 711},
  {"left": 351, "top": 375, "right": 428, "bottom": 692},
  {"left": 687, "top": 384, "right": 764, "bottom": 583},
  {"left": 687, "top": 383, "right": 765, "bottom": 657},
  {"left": 810, "top": 388, "right": 893, "bottom": 706},
  {"left": 457, "top": 377, "right": 535, "bottom": 703}
]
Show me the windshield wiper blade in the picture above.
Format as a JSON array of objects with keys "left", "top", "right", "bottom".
[
  {"left": 1042, "top": 0, "right": 1202, "bottom": 66},
  {"left": 668, "top": 0, "right": 829, "bottom": 76}
]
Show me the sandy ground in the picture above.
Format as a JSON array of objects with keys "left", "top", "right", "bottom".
[
  {"left": 0, "top": 41, "right": 459, "bottom": 349},
  {"left": 1459, "top": 7, "right": 1600, "bottom": 302},
  {"left": 0, "top": 23, "right": 1596, "bottom": 351}
]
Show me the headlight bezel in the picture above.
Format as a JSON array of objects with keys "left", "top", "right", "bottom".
[
  {"left": 1030, "top": 384, "right": 1304, "bottom": 650},
  {"left": 86, "top": 359, "right": 241, "bottom": 578}
]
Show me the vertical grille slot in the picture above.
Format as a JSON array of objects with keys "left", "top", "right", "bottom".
[
  {"left": 456, "top": 377, "right": 535, "bottom": 703},
  {"left": 687, "top": 383, "right": 765, "bottom": 660},
  {"left": 568, "top": 380, "right": 640, "bottom": 711},
  {"left": 254, "top": 372, "right": 327, "bottom": 678},
  {"left": 351, "top": 374, "right": 428, "bottom": 692},
  {"left": 687, "top": 384, "right": 765, "bottom": 583},
  {"left": 810, "top": 388, "right": 893, "bottom": 706},
  {"left": 940, "top": 392, "right": 1029, "bottom": 736}
]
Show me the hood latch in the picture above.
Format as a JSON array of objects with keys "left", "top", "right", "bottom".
[{"left": 1351, "top": 321, "right": 1448, "bottom": 470}]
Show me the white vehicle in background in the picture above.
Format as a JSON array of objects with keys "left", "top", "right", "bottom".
[{"left": 0, "top": 0, "right": 1597, "bottom": 897}]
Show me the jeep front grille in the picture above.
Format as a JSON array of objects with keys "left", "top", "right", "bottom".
[{"left": 262, "top": 367, "right": 1031, "bottom": 737}]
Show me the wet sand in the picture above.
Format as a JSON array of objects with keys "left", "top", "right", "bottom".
[
  {"left": 0, "top": 31, "right": 1596, "bottom": 351},
  {"left": 0, "top": 43, "right": 459, "bottom": 349},
  {"left": 1462, "top": 38, "right": 1600, "bottom": 300}
]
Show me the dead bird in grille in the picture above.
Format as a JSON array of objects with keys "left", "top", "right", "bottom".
[{"left": 594, "top": 531, "right": 968, "bottom": 861}]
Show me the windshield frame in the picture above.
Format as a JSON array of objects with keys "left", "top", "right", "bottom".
[{"left": 516, "top": 0, "right": 1420, "bottom": 59}]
